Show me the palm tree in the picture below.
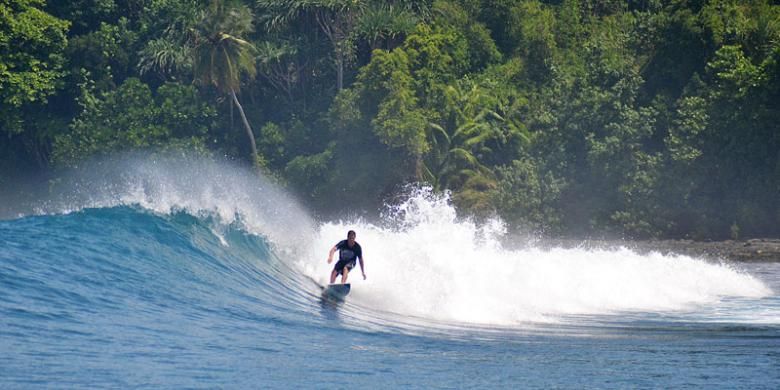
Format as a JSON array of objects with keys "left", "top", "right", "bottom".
[
  {"left": 257, "top": 0, "right": 429, "bottom": 91},
  {"left": 423, "top": 82, "right": 505, "bottom": 190},
  {"left": 424, "top": 118, "right": 496, "bottom": 191},
  {"left": 355, "top": 3, "right": 418, "bottom": 51},
  {"left": 258, "top": 0, "right": 364, "bottom": 91},
  {"left": 255, "top": 39, "right": 306, "bottom": 106},
  {"left": 192, "top": 0, "right": 259, "bottom": 166},
  {"left": 137, "top": 1, "right": 200, "bottom": 80}
]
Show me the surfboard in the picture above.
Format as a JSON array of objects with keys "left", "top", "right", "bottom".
[{"left": 323, "top": 283, "right": 350, "bottom": 300}]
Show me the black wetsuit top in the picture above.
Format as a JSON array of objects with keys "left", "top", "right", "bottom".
[
  {"left": 336, "top": 240, "right": 362, "bottom": 263},
  {"left": 333, "top": 240, "right": 362, "bottom": 274}
]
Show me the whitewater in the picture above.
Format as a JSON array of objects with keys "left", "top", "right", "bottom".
[{"left": 2, "top": 156, "right": 779, "bottom": 388}]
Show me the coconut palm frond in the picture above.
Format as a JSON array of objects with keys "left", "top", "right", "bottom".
[{"left": 138, "top": 37, "right": 193, "bottom": 76}]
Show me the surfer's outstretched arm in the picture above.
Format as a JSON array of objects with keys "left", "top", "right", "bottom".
[
  {"left": 359, "top": 257, "right": 366, "bottom": 280},
  {"left": 327, "top": 246, "right": 337, "bottom": 264}
]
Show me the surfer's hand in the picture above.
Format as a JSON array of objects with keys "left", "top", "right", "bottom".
[{"left": 362, "top": 273, "right": 367, "bottom": 280}]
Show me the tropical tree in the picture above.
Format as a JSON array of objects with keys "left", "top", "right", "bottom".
[
  {"left": 362, "top": 48, "right": 428, "bottom": 179},
  {"left": 257, "top": 0, "right": 428, "bottom": 91},
  {"left": 0, "top": 0, "right": 70, "bottom": 180},
  {"left": 493, "top": 158, "right": 565, "bottom": 234},
  {"left": 424, "top": 77, "right": 527, "bottom": 192},
  {"left": 355, "top": 2, "right": 418, "bottom": 51},
  {"left": 137, "top": 0, "right": 200, "bottom": 81},
  {"left": 257, "top": 0, "right": 367, "bottom": 91},
  {"left": 192, "top": 0, "right": 260, "bottom": 166},
  {"left": 138, "top": 0, "right": 260, "bottom": 165},
  {"left": 255, "top": 39, "right": 309, "bottom": 107},
  {"left": 0, "top": 0, "right": 69, "bottom": 139},
  {"left": 52, "top": 78, "right": 216, "bottom": 166}
]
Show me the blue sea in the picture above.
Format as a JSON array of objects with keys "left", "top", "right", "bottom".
[{"left": 2, "top": 157, "right": 779, "bottom": 388}]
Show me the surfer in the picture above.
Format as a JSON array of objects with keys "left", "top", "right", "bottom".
[{"left": 327, "top": 230, "right": 366, "bottom": 284}]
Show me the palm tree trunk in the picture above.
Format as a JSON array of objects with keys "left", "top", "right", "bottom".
[
  {"left": 230, "top": 89, "right": 259, "bottom": 167},
  {"left": 415, "top": 152, "right": 423, "bottom": 181},
  {"left": 336, "top": 55, "right": 344, "bottom": 91}
]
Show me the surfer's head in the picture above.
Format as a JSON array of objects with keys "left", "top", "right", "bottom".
[{"left": 347, "top": 230, "right": 356, "bottom": 245}]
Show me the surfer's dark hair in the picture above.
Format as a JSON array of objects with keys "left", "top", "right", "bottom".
[{"left": 347, "top": 230, "right": 356, "bottom": 238}]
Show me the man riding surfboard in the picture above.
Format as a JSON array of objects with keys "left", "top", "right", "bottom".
[{"left": 327, "top": 230, "right": 366, "bottom": 284}]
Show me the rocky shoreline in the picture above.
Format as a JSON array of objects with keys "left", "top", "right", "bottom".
[{"left": 532, "top": 238, "right": 780, "bottom": 262}]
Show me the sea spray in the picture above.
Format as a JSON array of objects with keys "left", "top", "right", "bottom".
[
  {"left": 26, "top": 153, "right": 315, "bottom": 252},
  {"left": 302, "top": 188, "right": 772, "bottom": 325}
]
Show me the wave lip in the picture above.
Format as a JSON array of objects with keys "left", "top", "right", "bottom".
[{"left": 25, "top": 154, "right": 315, "bottom": 252}]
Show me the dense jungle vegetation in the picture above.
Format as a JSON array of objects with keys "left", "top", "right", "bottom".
[{"left": 1, "top": 0, "right": 779, "bottom": 239}]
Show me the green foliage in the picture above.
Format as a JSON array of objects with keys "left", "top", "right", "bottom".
[
  {"left": 667, "top": 94, "right": 707, "bottom": 163},
  {"left": 66, "top": 18, "right": 138, "bottom": 93},
  {"left": 660, "top": 42, "right": 780, "bottom": 237},
  {"left": 44, "top": 0, "right": 116, "bottom": 35},
  {"left": 257, "top": 121, "right": 287, "bottom": 165},
  {"left": 355, "top": 2, "right": 418, "bottom": 50},
  {"left": 364, "top": 49, "right": 427, "bottom": 157},
  {"left": 328, "top": 87, "right": 363, "bottom": 135},
  {"left": 402, "top": 22, "right": 469, "bottom": 100},
  {"left": 256, "top": 117, "right": 320, "bottom": 170},
  {"left": 2, "top": 0, "right": 780, "bottom": 239},
  {"left": 509, "top": 0, "right": 557, "bottom": 80},
  {"left": 493, "top": 158, "right": 564, "bottom": 235},
  {"left": 138, "top": 35, "right": 192, "bottom": 78},
  {"left": 284, "top": 145, "right": 334, "bottom": 201},
  {"left": 0, "top": 0, "right": 69, "bottom": 134},
  {"left": 52, "top": 78, "right": 216, "bottom": 166},
  {"left": 136, "top": 0, "right": 201, "bottom": 80},
  {"left": 257, "top": 0, "right": 374, "bottom": 91},
  {"left": 187, "top": 0, "right": 261, "bottom": 166},
  {"left": 426, "top": 76, "right": 518, "bottom": 191},
  {"left": 432, "top": 0, "right": 501, "bottom": 71}
]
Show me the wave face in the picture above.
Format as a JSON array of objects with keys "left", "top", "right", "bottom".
[
  {"left": 1, "top": 206, "right": 316, "bottom": 324},
  {"left": 2, "top": 156, "right": 779, "bottom": 387}
]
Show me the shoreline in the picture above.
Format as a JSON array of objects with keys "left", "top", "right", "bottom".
[{"left": 530, "top": 238, "right": 780, "bottom": 263}]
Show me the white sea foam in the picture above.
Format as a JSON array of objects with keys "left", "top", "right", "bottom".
[{"left": 301, "top": 188, "right": 774, "bottom": 325}]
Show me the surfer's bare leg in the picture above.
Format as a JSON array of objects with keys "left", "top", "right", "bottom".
[
  {"left": 330, "top": 269, "right": 338, "bottom": 284},
  {"left": 340, "top": 267, "right": 349, "bottom": 284}
]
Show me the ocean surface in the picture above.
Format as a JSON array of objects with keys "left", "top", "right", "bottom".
[{"left": 1, "top": 157, "right": 779, "bottom": 388}]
